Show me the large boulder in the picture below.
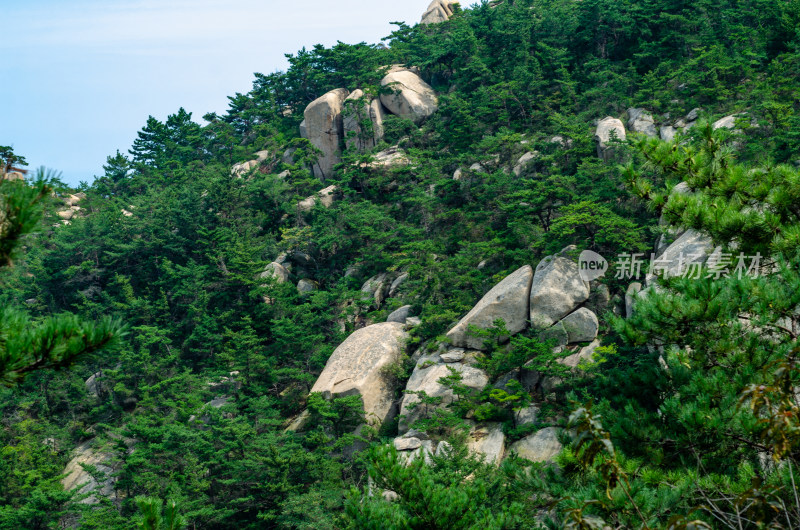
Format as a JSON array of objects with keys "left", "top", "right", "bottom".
[
  {"left": 361, "top": 273, "right": 392, "bottom": 307},
  {"left": 363, "top": 146, "right": 411, "bottom": 169},
  {"left": 304, "top": 88, "right": 349, "bottom": 181},
  {"left": 310, "top": 322, "right": 409, "bottom": 427},
  {"left": 61, "top": 439, "right": 118, "bottom": 504},
  {"left": 343, "top": 89, "right": 387, "bottom": 152},
  {"left": 85, "top": 371, "right": 103, "bottom": 397},
  {"left": 380, "top": 70, "right": 438, "bottom": 124},
  {"left": 298, "top": 185, "right": 338, "bottom": 213},
  {"left": 399, "top": 353, "right": 489, "bottom": 432},
  {"left": 421, "top": 0, "right": 459, "bottom": 24},
  {"left": 466, "top": 423, "right": 505, "bottom": 465},
  {"left": 297, "top": 279, "right": 318, "bottom": 294},
  {"left": 713, "top": 115, "right": 739, "bottom": 130},
  {"left": 559, "top": 308, "right": 599, "bottom": 343},
  {"left": 446, "top": 265, "right": 534, "bottom": 350},
  {"left": 529, "top": 251, "right": 590, "bottom": 330},
  {"left": 660, "top": 125, "right": 677, "bottom": 142},
  {"left": 595, "top": 117, "right": 627, "bottom": 161},
  {"left": 387, "top": 305, "right": 413, "bottom": 324},
  {"left": 260, "top": 262, "right": 290, "bottom": 284},
  {"left": 646, "top": 229, "right": 715, "bottom": 285},
  {"left": 560, "top": 339, "right": 601, "bottom": 369},
  {"left": 627, "top": 108, "right": 658, "bottom": 137},
  {"left": 231, "top": 151, "right": 271, "bottom": 178},
  {"left": 509, "top": 427, "right": 563, "bottom": 463},
  {"left": 513, "top": 151, "right": 538, "bottom": 177}
]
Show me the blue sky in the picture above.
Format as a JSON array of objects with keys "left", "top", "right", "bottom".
[{"left": 0, "top": 0, "right": 431, "bottom": 185}]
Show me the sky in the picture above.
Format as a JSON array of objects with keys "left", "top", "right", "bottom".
[{"left": 0, "top": 0, "right": 432, "bottom": 185}]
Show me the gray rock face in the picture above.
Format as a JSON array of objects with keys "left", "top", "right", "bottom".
[
  {"left": 231, "top": 159, "right": 258, "bottom": 178},
  {"left": 343, "top": 89, "right": 386, "bottom": 152},
  {"left": 560, "top": 339, "right": 601, "bottom": 368},
  {"left": 560, "top": 308, "right": 599, "bottom": 343},
  {"left": 514, "top": 405, "right": 540, "bottom": 427},
  {"left": 397, "top": 439, "right": 435, "bottom": 465},
  {"left": 646, "top": 229, "right": 715, "bottom": 285},
  {"left": 261, "top": 262, "right": 290, "bottom": 284},
  {"left": 387, "top": 305, "right": 413, "bottom": 324},
  {"left": 394, "top": 437, "right": 423, "bottom": 451},
  {"left": 310, "top": 322, "right": 409, "bottom": 427},
  {"left": 389, "top": 273, "right": 409, "bottom": 298},
  {"left": 625, "top": 282, "right": 643, "bottom": 319},
  {"left": 298, "top": 185, "right": 338, "bottom": 213},
  {"left": 61, "top": 439, "right": 118, "bottom": 504},
  {"left": 509, "top": 427, "right": 563, "bottom": 463},
  {"left": 713, "top": 115, "right": 738, "bottom": 130},
  {"left": 686, "top": 108, "right": 701, "bottom": 122},
  {"left": 303, "top": 88, "right": 349, "bottom": 181},
  {"left": 361, "top": 273, "right": 391, "bottom": 307},
  {"left": 586, "top": 283, "right": 611, "bottom": 314},
  {"left": 595, "top": 117, "right": 627, "bottom": 160},
  {"left": 440, "top": 348, "right": 465, "bottom": 363},
  {"left": 539, "top": 321, "right": 568, "bottom": 348},
  {"left": 365, "top": 146, "right": 411, "bottom": 168},
  {"left": 494, "top": 367, "right": 540, "bottom": 394},
  {"left": 513, "top": 151, "right": 538, "bottom": 177},
  {"left": 421, "top": 0, "right": 459, "bottom": 24},
  {"left": 297, "top": 279, "right": 318, "bottom": 294},
  {"left": 627, "top": 108, "right": 658, "bottom": 137},
  {"left": 467, "top": 423, "right": 505, "bottom": 465},
  {"left": 660, "top": 125, "right": 677, "bottom": 142},
  {"left": 380, "top": 70, "right": 438, "bottom": 124},
  {"left": 530, "top": 253, "right": 590, "bottom": 330},
  {"left": 85, "top": 371, "right": 103, "bottom": 397},
  {"left": 399, "top": 355, "right": 489, "bottom": 432},
  {"left": 446, "top": 265, "right": 534, "bottom": 350}
]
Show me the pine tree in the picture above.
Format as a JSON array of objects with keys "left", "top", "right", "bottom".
[{"left": 0, "top": 168, "right": 123, "bottom": 384}]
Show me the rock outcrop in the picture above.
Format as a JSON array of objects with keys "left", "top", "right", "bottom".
[
  {"left": 560, "top": 308, "right": 599, "bottom": 343},
  {"left": 466, "top": 423, "right": 505, "bottom": 464},
  {"left": 261, "top": 262, "right": 290, "bottom": 284},
  {"left": 310, "top": 322, "right": 409, "bottom": 427},
  {"left": 297, "top": 279, "right": 318, "bottom": 294},
  {"left": 713, "top": 115, "right": 739, "bottom": 130},
  {"left": 512, "top": 151, "right": 538, "bottom": 177},
  {"left": 303, "top": 88, "right": 349, "bottom": 181},
  {"left": 361, "top": 273, "right": 393, "bottom": 307},
  {"left": 595, "top": 117, "right": 626, "bottom": 160},
  {"left": 646, "top": 229, "right": 715, "bottom": 285},
  {"left": 61, "top": 439, "right": 119, "bottom": 504},
  {"left": 446, "top": 265, "right": 534, "bottom": 349},
  {"left": 627, "top": 108, "right": 658, "bottom": 137},
  {"left": 231, "top": 150, "right": 271, "bottom": 178},
  {"left": 421, "top": 0, "right": 459, "bottom": 25},
  {"left": 343, "top": 89, "right": 386, "bottom": 152},
  {"left": 529, "top": 252, "right": 590, "bottom": 330},
  {"left": 380, "top": 70, "right": 438, "bottom": 124},
  {"left": 364, "top": 146, "right": 411, "bottom": 169},
  {"left": 399, "top": 350, "right": 489, "bottom": 432},
  {"left": 387, "top": 305, "right": 413, "bottom": 324},
  {"left": 508, "top": 427, "right": 562, "bottom": 463},
  {"left": 298, "top": 185, "right": 338, "bottom": 213}
]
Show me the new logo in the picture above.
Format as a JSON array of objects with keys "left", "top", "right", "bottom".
[{"left": 579, "top": 250, "right": 608, "bottom": 282}]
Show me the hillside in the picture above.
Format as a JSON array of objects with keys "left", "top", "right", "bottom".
[{"left": 2, "top": 0, "right": 800, "bottom": 528}]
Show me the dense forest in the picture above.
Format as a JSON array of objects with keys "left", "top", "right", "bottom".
[{"left": 2, "top": 0, "right": 800, "bottom": 528}]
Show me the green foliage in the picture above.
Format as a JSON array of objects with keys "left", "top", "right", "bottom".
[
  {"left": 3, "top": 0, "right": 800, "bottom": 526},
  {"left": 345, "top": 445, "right": 527, "bottom": 529}
]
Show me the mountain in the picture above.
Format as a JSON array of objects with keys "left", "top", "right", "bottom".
[{"left": 1, "top": 0, "right": 800, "bottom": 528}]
